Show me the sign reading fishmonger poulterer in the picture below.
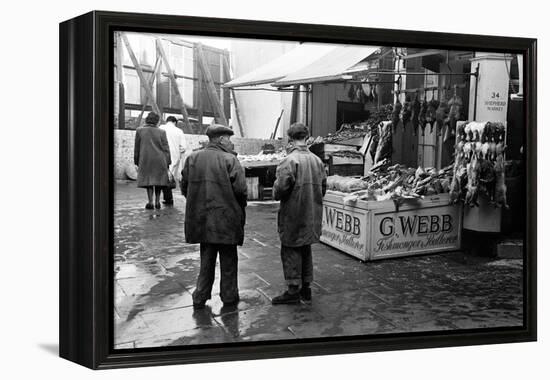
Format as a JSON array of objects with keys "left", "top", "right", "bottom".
[{"left": 320, "top": 193, "right": 462, "bottom": 261}]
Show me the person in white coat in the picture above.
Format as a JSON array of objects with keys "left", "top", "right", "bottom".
[{"left": 160, "top": 116, "right": 186, "bottom": 205}]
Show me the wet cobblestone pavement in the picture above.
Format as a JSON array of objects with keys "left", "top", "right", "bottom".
[{"left": 114, "top": 181, "right": 523, "bottom": 349}]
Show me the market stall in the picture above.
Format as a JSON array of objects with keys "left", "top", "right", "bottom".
[
  {"left": 320, "top": 161, "right": 462, "bottom": 261},
  {"left": 238, "top": 149, "right": 286, "bottom": 200}
]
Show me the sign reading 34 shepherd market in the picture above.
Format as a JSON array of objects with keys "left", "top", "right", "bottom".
[{"left": 320, "top": 194, "right": 462, "bottom": 261}]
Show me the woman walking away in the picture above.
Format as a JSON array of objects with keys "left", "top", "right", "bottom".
[{"left": 134, "top": 112, "right": 171, "bottom": 209}]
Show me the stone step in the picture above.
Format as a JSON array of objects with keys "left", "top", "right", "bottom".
[{"left": 496, "top": 239, "right": 523, "bottom": 259}]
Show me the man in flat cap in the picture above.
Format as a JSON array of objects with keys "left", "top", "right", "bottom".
[
  {"left": 181, "top": 124, "right": 247, "bottom": 309},
  {"left": 272, "top": 123, "right": 327, "bottom": 304}
]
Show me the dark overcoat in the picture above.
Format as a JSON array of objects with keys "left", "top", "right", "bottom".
[
  {"left": 273, "top": 145, "right": 327, "bottom": 247},
  {"left": 181, "top": 142, "right": 247, "bottom": 245},
  {"left": 134, "top": 125, "right": 171, "bottom": 188}
]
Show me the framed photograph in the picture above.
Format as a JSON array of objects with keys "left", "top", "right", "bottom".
[{"left": 59, "top": 11, "right": 537, "bottom": 369}]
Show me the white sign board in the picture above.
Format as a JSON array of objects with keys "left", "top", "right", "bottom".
[{"left": 469, "top": 53, "right": 513, "bottom": 123}]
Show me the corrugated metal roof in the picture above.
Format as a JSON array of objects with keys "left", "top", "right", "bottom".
[
  {"left": 223, "top": 43, "right": 335, "bottom": 88},
  {"left": 273, "top": 45, "right": 380, "bottom": 87}
]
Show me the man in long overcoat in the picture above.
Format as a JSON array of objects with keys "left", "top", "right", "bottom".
[
  {"left": 181, "top": 124, "right": 247, "bottom": 309},
  {"left": 272, "top": 123, "right": 327, "bottom": 304}
]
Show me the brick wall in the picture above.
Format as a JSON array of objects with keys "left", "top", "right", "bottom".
[{"left": 114, "top": 129, "right": 286, "bottom": 179}]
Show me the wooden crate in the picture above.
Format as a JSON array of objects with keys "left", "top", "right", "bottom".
[
  {"left": 328, "top": 164, "right": 364, "bottom": 176},
  {"left": 320, "top": 191, "right": 463, "bottom": 261},
  {"left": 259, "top": 186, "right": 273, "bottom": 201},
  {"left": 323, "top": 143, "right": 360, "bottom": 160},
  {"left": 328, "top": 154, "right": 364, "bottom": 176}
]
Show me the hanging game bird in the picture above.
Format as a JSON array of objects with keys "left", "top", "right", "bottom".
[
  {"left": 391, "top": 98, "right": 402, "bottom": 132},
  {"left": 419, "top": 98, "right": 429, "bottom": 135},
  {"left": 435, "top": 97, "right": 448, "bottom": 137},
  {"left": 411, "top": 94, "right": 421, "bottom": 136},
  {"left": 400, "top": 95, "right": 412, "bottom": 132}
]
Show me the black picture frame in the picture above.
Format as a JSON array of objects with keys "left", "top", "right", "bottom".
[{"left": 59, "top": 10, "right": 537, "bottom": 369}]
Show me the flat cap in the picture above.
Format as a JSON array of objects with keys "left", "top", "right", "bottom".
[
  {"left": 287, "top": 123, "right": 309, "bottom": 139},
  {"left": 206, "top": 124, "right": 234, "bottom": 138}
]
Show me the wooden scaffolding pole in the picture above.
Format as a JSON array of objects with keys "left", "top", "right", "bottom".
[
  {"left": 196, "top": 43, "right": 228, "bottom": 126},
  {"left": 135, "top": 54, "right": 162, "bottom": 128},
  {"left": 155, "top": 38, "right": 193, "bottom": 130},
  {"left": 120, "top": 33, "right": 161, "bottom": 116}
]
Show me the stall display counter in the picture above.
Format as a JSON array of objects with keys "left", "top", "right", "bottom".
[{"left": 321, "top": 190, "right": 463, "bottom": 261}]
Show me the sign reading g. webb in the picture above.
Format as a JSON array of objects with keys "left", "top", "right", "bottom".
[
  {"left": 371, "top": 206, "right": 461, "bottom": 260},
  {"left": 320, "top": 194, "right": 462, "bottom": 261}
]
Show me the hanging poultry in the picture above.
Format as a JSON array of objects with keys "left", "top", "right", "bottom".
[
  {"left": 468, "top": 122, "right": 486, "bottom": 143},
  {"left": 478, "top": 157, "right": 496, "bottom": 200},
  {"left": 435, "top": 96, "right": 448, "bottom": 137},
  {"left": 411, "top": 94, "right": 421, "bottom": 136},
  {"left": 449, "top": 121, "right": 509, "bottom": 209},
  {"left": 361, "top": 83, "right": 373, "bottom": 102},
  {"left": 357, "top": 86, "right": 367, "bottom": 103},
  {"left": 374, "top": 84, "right": 380, "bottom": 102},
  {"left": 493, "top": 154, "right": 508, "bottom": 208},
  {"left": 484, "top": 122, "right": 498, "bottom": 161},
  {"left": 449, "top": 146, "right": 468, "bottom": 203},
  {"left": 391, "top": 98, "right": 402, "bottom": 132},
  {"left": 464, "top": 153, "right": 481, "bottom": 207},
  {"left": 419, "top": 97, "right": 429, "bottom": 135},
  {"left": 347, "top": 83, "right": 356, "bottom": 101},
  {"left": 446, "top": 90, "right": 464, "bottom": 137},
  {"left": 455, "top": 121, "right": 467, "bottom": 153},
  {"left": 400, "top": 95, "right": 412, "bottom": 132},
  {"left": 426, "top": 98, "right": 439, "bottom": 130}
]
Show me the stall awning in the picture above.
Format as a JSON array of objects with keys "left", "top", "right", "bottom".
[
  {"left": 223, "top": 43, "right": 335, "bottom": 88},
  {"left": 273, "top": 46, "right": 380, "bottom": 87}
]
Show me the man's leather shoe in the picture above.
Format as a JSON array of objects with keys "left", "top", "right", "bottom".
[
  {"left": 300, "top": 287, "right": 312, "bottom": 301},
  {"left": 272, "top": 291, "right": 300, "bottom": 305}
]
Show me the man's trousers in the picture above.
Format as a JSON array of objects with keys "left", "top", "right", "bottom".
[{"left": 192, "top": 243, "right": 239, "bottom": 304}]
